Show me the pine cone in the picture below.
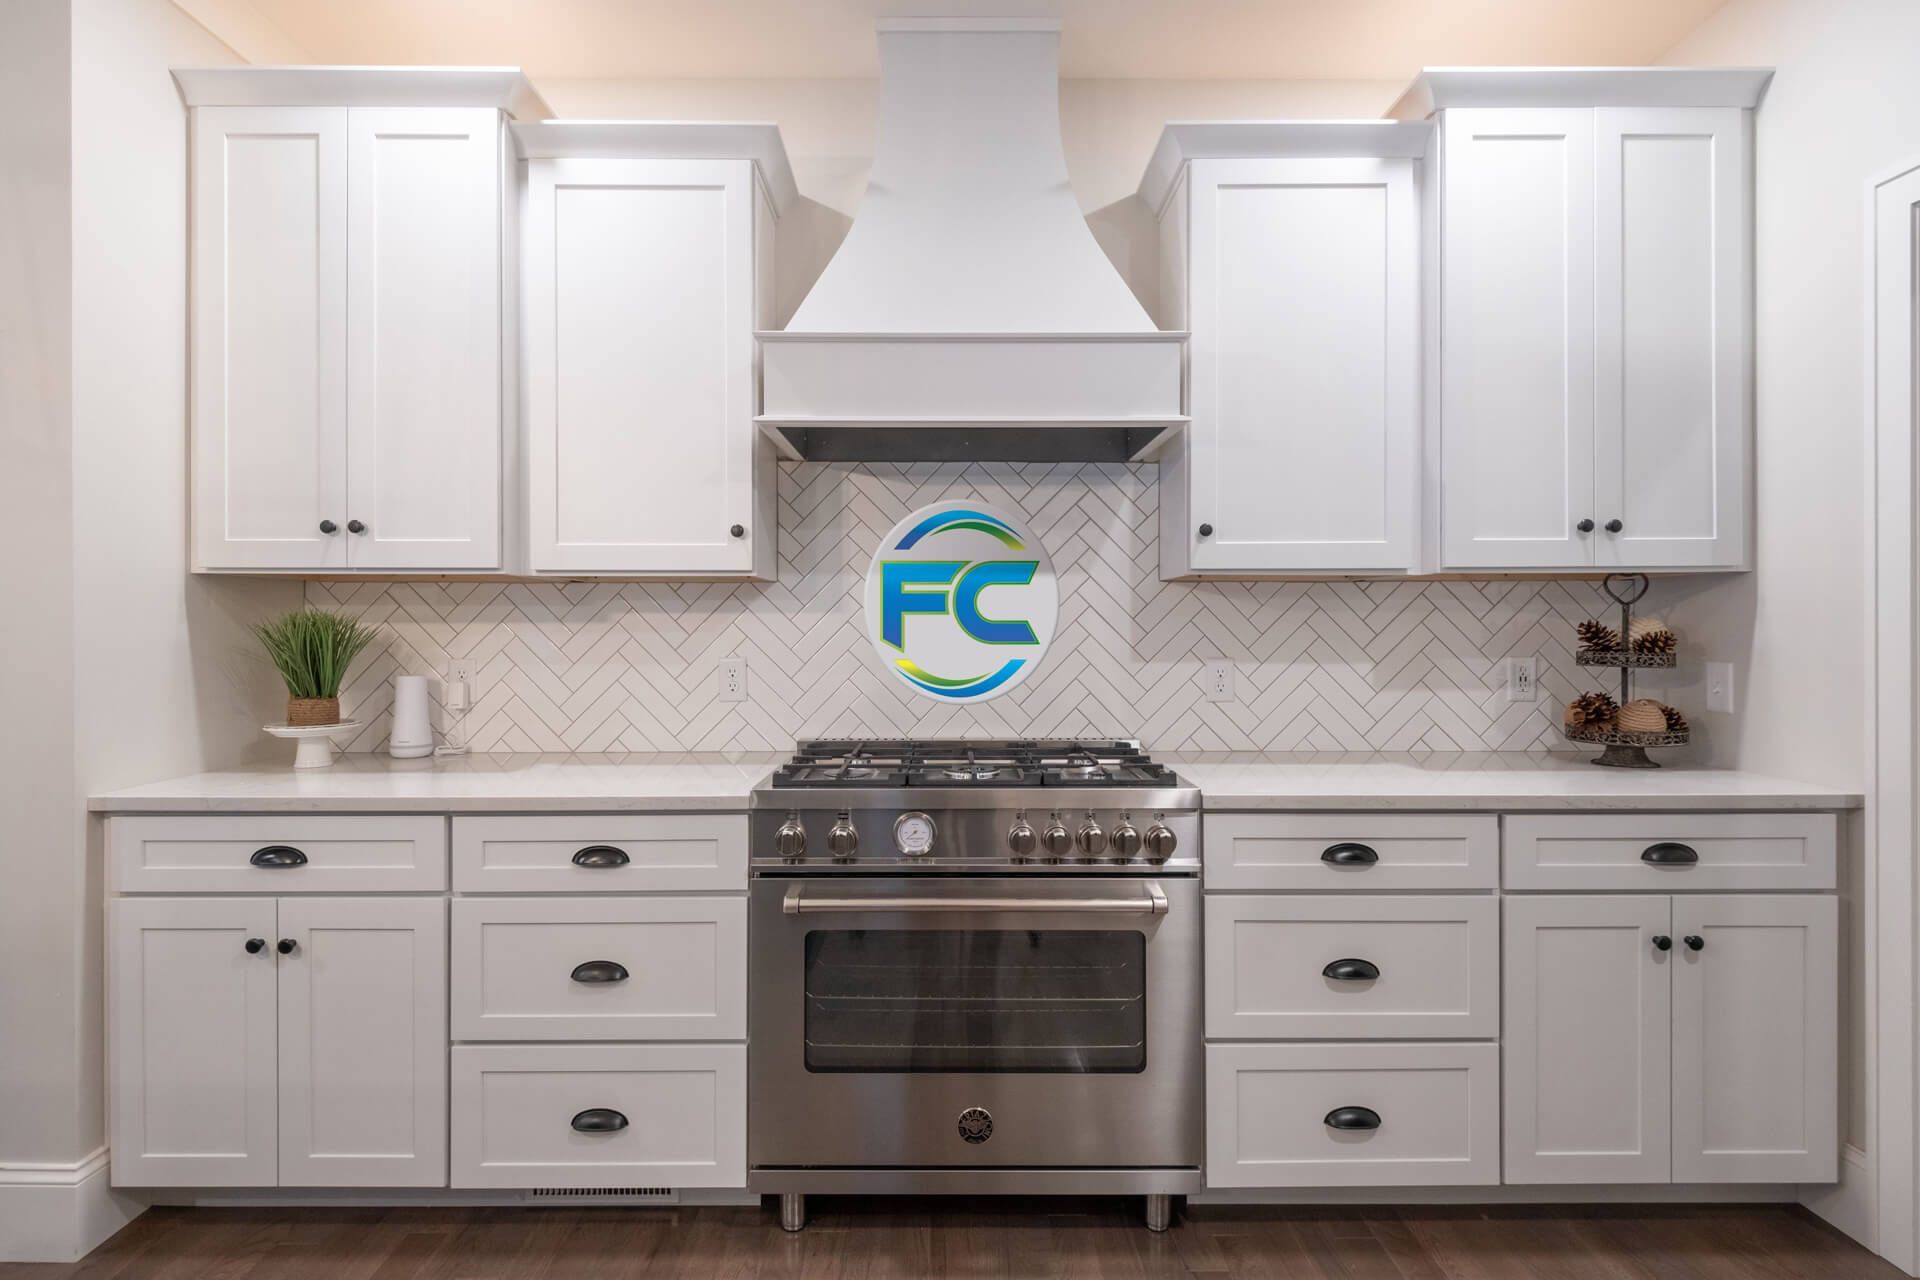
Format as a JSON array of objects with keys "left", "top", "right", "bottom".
[
  {"left": 1565, "top": 691, "right": 1619, "bottom": 729},
  {"left": 1577, "top": 619, "right": 1622, "bottom": 651},
  {"left": 1631, "top": 627, "right": 1677, "bottom": 656},
  {"left": 1662, "top": 705, "right": 1689, "bottom": 734}
]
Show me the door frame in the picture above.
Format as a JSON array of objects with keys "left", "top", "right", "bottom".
[{"left": 1863, "top": 157, "right": 1920, "bottom": 1274}]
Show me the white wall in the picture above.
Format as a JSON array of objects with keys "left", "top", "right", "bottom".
[
  {"left": 539, "top": 75, "right": 1402, "bottom": 322},
  {"left": 1, "top": 0, "right": 296, "bottom": 1259}
]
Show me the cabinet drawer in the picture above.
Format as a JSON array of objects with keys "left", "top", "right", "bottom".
[
  {"left": 451, "top": 1043, "right": 745, "bottom": 1188},
  {"left": 1205, "top": 1042, "right": 1499, "bottom": 1188},
  {"left": 452, "top": 815, "right": 746, "bottom": 893},
  {"left": 1503, "top": 813, "right": 1836, "bottom": 890},
  {"left": 1205, "top": 895, "right": 1497, "bottom": 1039},
  {"left": 452, "top": 898, "right": 746, "bottom": 1041},
  {"left": 110, "top": 815, "right": 446, "bottom": 893},
  {"left": 1204, "top": 814, "right": 1497, "bottom": 890}
]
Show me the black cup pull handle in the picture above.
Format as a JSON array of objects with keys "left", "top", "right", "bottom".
[
  {"left": 571, "top": 1108, "right": 629, "bottom": 1133},
  {"left": 1641, "top": 842, "right": 1699, "bottom": 866},
  {"left": 1324, "top": 1106, "right": 1382, "bottom": 1131},
  {"left": 571, "top": 960, "right": 630, "bottom": 984},
  {"left": 572, "top": 845, "right": 631, "bottom": 868},
  {"left": 1321, "top": 842, "right": 1379, "bottom": 867},
  {"left": 250, "top": 845, "right": 309, "bottom": 868},
  {"left": 1322, "top": 958, "right": 1381, "bottom": 982}
]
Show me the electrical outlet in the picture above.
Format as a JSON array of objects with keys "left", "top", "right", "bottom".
[
  {"left": 1505, "top": 656, "right": 1537, "bottom": 703},
  {"left": 1706, "top": 661, "right": 1735, "bottom": 713},
  {"left": 1204, "top": 661, "right": 1234, "bottom": 703},
  {"left": 444, "top": 658, "right": 477, "bottom": 707},
  {"left": 718, "top": 656, "right": 747, "bottom": 703}
]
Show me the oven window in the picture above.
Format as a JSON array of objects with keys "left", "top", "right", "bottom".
[{"left": 803, "top": 929, "right": 1146, "bottom": 1073}]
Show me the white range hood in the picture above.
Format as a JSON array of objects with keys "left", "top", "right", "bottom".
[{"left": 758, "top": 18, "right": 1186, "bottom": 462}]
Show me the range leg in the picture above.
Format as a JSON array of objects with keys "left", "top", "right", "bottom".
[
  {"left": 1144, "top": 1193, "right": 1173, "bottom": 1232},
  {"left": 780, "top": 1192, "right": 807, "bottom": 1232}
]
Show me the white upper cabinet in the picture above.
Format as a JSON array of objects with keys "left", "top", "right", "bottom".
[
  {"left": 1144, "top": 125, "right": 1426, "bottom": 577},
  {"left": 518, "top": 124, "right": 791, "bottom": 578},
  {"left": 181, "top": 70, "right": 530, "bottom": 572},
  {"left": 1416, "top": 70, "right": 1764, "bottom": 572}
]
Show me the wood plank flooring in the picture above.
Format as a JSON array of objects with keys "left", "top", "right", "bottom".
[{"left": 0, "top": 1198, "right": 1902, "bottom": 1280}]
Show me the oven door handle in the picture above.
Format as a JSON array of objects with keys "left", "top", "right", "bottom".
[{"left": 781, "top": 883, "right": 1169, "bottom": 916}]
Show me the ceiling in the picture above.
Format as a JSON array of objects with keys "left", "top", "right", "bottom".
[{"left": 241, "top": 0, "right": 1731, "bottom": 82}]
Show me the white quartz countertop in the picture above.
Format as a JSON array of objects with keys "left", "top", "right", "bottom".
[{"left": 89, "top": 751, "right": 1860, "bottom": 813}]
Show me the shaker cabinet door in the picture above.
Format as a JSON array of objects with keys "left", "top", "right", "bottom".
[
  {"left": 1670, "top": 894, "right": 1837, "bottom": 1183},
  {"left": 524, "top": 158, "right": 761, "bottom": 574},
  {"left": 1439, "top": 109, "right": 1597, "bottom": 571},
  {"left": 1503, "top": 894, "right": 1671, "bottom": 1183},
  {"left": 276, "top": 897, "right": 448, "bottom": 1186},
  {"left": 1184, "top": 157, "right": 1419, "bottom": 572},
  {"left": 1591, "top": 108, "right": 1750, "bottom": 570},
  {"left": 190, "top": 107, "right": 348, "bottom": 571},
  {"left": 343, "top": 108, "right": 502, "bottom": 570},
  {"left": 109, "top": 898, "right": 280, "bottom": 1186}
]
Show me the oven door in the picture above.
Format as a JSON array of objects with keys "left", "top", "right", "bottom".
[{"left": 749, "top": 874, "right": 1201, "bottom": 1171}]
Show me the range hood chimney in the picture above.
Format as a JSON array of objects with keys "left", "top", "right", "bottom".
[{"left": 757, "top": 18, "right": 1185, "bottom": 462}]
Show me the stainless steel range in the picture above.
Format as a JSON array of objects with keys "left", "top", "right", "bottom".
[{"left": 748, "top": 739, "right": 1202, "bottom": 1232}]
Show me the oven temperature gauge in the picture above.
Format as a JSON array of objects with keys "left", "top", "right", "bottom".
[{"left": 893, "top": 811, "right": 936, "bottom": 857}]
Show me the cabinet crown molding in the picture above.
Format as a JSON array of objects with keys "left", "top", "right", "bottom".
[
  {"left": 510, "top": 121, "right": 799, "bottom": 216},
  {"left": 1389, "top": 66, "right": 1774, "bottom": 120},
  {"left": 1137, "top": 121, "right": 1433, "bottom": 214},
  {"left": 171, "top": 66, "right": 550, "bottom": 120}
]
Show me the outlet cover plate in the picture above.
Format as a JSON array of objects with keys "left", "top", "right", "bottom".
[
  {"left": 718, "top": 657, "right": 747, "bottom": 703},
  {"left": 1204, "top": 661, "right": 1234, "bottom": 703},
  {"left": 1506, "top": 656, "right": 1538, "bottom": 703},
  {"left": 1706, "top": 661, "right": 1735, "bottom": 713}
]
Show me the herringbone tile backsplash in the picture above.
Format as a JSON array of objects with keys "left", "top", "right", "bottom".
[{"left": 312, "top": 462, "right": 1607, "bottom": 753}]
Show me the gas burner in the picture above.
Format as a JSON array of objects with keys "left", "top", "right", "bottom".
[{"left": 768, "top": 738, "right": 1169, "bottom": 790}]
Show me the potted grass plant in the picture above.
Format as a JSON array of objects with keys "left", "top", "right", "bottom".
[{"left": 252, "top": 607, "right": 380, "bottom": 726}]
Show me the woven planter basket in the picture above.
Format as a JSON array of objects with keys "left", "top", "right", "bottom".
[{"left": 286, "top": 696, "right": 341, "bottom": 727}]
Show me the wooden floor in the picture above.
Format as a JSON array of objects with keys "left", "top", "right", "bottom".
[{"left": 0, "top": 1199, "right": 1902, "bottom": 1279}]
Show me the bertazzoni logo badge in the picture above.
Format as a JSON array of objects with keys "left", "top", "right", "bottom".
[{"left": 864, "top": 501, "right": 1058, "bottom": 703}]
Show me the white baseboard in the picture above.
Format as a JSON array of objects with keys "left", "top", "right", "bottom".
[
  {"left": 1191, "top": 1183, "right": 1797, "bottom": 1207},
  {"left": 0, "top": 1149, "right": 145, "bottom": 1263},
  {"left": 1800, "top": 1145, "right": 1876, "bottom": 1255}
]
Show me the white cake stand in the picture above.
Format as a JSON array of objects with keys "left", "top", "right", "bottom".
[{"left": 263, "top": 721, "right": 364, "bottom": 770}]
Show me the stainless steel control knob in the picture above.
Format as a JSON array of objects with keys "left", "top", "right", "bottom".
[
  {"left": 1143, "top": 823, "right": 1177, "bottom": 862},
  {"left": 827, "top": 819, "right": 859, "bottom": 862},
  {"left": 775, "top": 816, "right": 807, "bottom": 861},
  {"left": 1076, "top": 817, "right": 1107, "bottom": 860},
  {"left": 1007, "top": 818, "right": 1037, "bottom": 860},
  {"left": 1110, "top": 820, "right": 1141, "bottom": 861},
  {"left": 1040, "top": 821, "right": 1072, "bottom": 862}
]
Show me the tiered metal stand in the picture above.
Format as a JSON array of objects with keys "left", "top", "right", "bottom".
[{"left": 1563, "top": 573, "right": 1689, "bottom": 768}]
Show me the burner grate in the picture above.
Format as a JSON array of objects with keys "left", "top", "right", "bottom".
[{"left": 769, "top": 738, "right": 1169, "bottom": 789}]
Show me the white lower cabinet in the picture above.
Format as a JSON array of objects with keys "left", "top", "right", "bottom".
[
  {"left": 110, "top": 896, "right": 447, "bottom": 1187},
  {"left": 1503, "top": 893, "right": 1836, "bottom": 1185},
  {"left": 451, "top": 1044, "right": 746, "bottom": 1188},
  {"left": 1206, "top": 1042, "right": 1499, "bottom": 1188}
]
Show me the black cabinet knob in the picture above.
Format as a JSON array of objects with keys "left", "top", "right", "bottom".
[
  {"left": 347, "top": 519, "right": 367, "bottom": 534},
  {"left": 571, "top": 1108, "right": 629, "bottom": 1133},
  {"left": 570, "top": 960, "right": 631, "bottom": 984},
  {"left": 1641, "top": 842, "right": 1699, "bottom": 866},
  {"left": 571, "top": 845, "right": 631, "bottom": 868},
  {"left": 1605, "top": 518, "right": 1624, "bottom": 533},
  {"left": 245, "top": 937, "right": 266, "bottom": 954},
  {"left": 277, "top": 938, "right": 296, "bottom": 955},
  {"left": 1576, "top": 518, "right": 1595, "bottom": 533},
  {"left": 250, "top": 845, "right": 308, "bottom": 868},
  {"left": 1322, "top": 958, "right": 1381, "bottom": 982},
  {"left": 1197, "top": 523, "right": 1213, "bottom": 537},
  {"left": 1324, "top": 1106, "right": 1382, "bottom": 1131},
  {"left": 319, "top": 519, "right": 338, "bottom": 534},
  {"left": 1321, "top": 842, "right": 1379, "bottom": 867},
  {"left": 1652, "top": 934, "right": 1672, "bottom": 952},
  {"left": 1683, "top": 935, "right": 1705, "bottom": 951},
  {"left": 730, "top": 524, "right": 745, "bottom": 538}
]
